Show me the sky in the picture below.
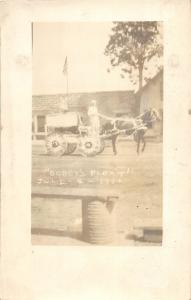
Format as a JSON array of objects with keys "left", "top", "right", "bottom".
[
  {"left": 32, "top": 22, "right": 162, "bottom": 95},
  {"left": 32, "top": 22, "right": 135, "bottom": 95}
]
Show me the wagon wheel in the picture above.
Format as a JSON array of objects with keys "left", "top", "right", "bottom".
[
  {"left": 46, "top": 132, "right": 68, "bottom": 156},
  {"left": 79, "top": 137, "right": 100, "bottom": 157}
]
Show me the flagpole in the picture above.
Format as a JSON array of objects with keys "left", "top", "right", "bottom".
[
  {"left": 66, "top": 66, "right": 68, "bottom": 99},
  {"left": 66, "top": 57, "right": 68, "bottom": 102},
  {"left": 63, "top": 56, "right": 69, "bottom": 104}
]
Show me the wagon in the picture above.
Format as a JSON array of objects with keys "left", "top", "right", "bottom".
[{"left": 45, "top": 111, "right": 105, "bottom": 157}]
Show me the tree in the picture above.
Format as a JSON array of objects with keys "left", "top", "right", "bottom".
[{"left": 105, "top": 21, "right": 163, "bottom": 114}]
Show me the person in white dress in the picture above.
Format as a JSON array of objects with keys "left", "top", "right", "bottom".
[
  {"left": 60, "top": 97, "right": 68, "bottom": 113},
  {"left": 87, "top": 100, "right": 100, "bottom": 136}
]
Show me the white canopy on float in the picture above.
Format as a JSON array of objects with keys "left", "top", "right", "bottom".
[{"left": 46, "top": 112, "right": 80, "bottom": 128}]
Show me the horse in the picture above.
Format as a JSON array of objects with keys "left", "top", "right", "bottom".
[{"left": 101, "top": 108, "right": 160, "bottom": 155}]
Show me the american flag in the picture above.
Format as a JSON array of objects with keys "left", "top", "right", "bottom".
[{"left": 63, "top": 56, "right": 68, "bottom": 75}]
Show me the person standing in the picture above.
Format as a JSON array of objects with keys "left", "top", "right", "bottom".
[
  {"left": 60, "top": 97, "right": 68, "bottom": 113},
  {"left": 87, "top": 100, "right": 100, "bottom": 136}
]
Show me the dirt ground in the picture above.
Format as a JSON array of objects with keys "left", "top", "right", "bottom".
[{"left": 31, "top": 139, "right": 162, "bottom": 246}]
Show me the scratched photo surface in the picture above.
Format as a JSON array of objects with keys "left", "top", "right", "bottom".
[{"left": 31, "top": 22, "right": 163, "bottom": 246}]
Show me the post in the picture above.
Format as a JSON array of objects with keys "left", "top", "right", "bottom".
[{"left": 82, "top": 197, "right": 118, "bottom": 245}]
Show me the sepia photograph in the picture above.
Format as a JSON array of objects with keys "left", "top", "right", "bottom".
[
  {"left": 1, "top": 0, "right": 191, "bottom": 298},
  {"left": 31, "top": 22, "right": 163, "bottom": 246}
]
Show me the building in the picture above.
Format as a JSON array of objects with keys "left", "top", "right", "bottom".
[
  {"left": 32, "top": 90, "right": 136, "bottom": 139},
  {"left": 136, "top": 69, "right": 163, "bottom": 138}
]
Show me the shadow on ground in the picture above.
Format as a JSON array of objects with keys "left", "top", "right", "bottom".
[
  {"left": 31, "top": 227, "right": 83, "bottom": 241},
  {"left": 126, "top": 227, "right": 163, "bottom": 244}
]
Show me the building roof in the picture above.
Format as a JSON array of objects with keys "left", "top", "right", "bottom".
[
  {"left": 135, "top": 69, "right": 163, "bottom": 96},
  {"left": 33, "top": 90, "right": 136, "bottom": 116}
]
